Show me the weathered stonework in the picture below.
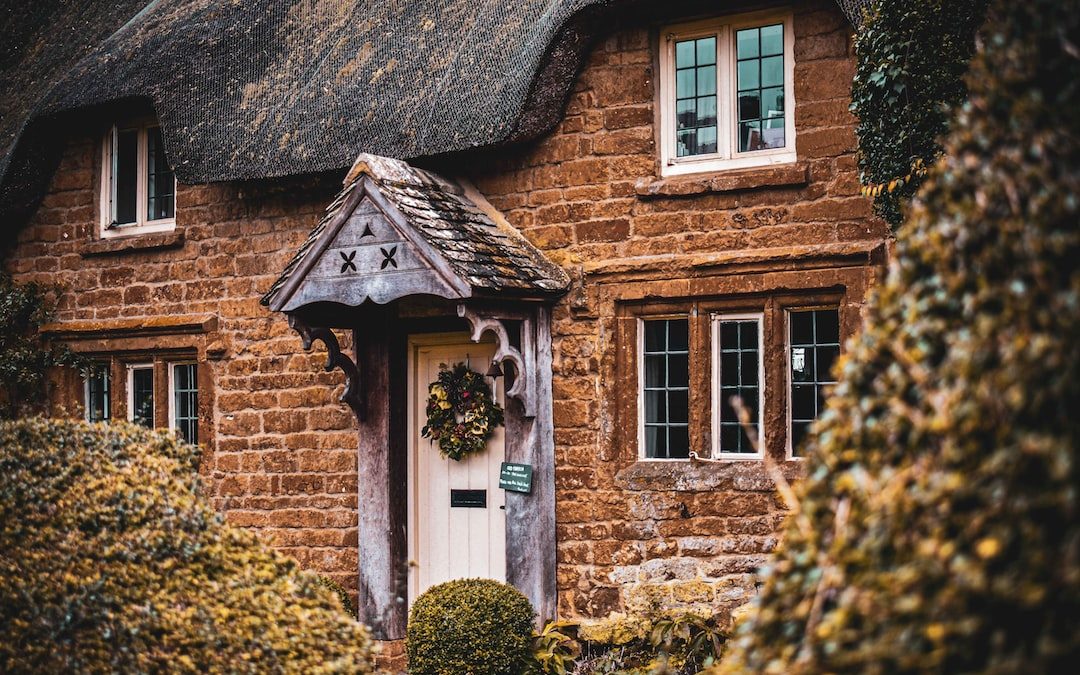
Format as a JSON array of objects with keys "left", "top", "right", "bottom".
[{"left": 4, "top": 0, "right": 883, "bottom": 648}]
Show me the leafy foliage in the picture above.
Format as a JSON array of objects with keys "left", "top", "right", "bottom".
[
  {"left": 850, "top": 0, "right": 988, "bottom": 226},
  {"left": 525, "top": 620, "right": 582, "bottom": 675},
  {"left": 0, "top": 273, "right": 81, "bottom": 418},
  {"left": 715, "top": 0, "right": 1080, "bottom": 671},
  {"left": 0, "top": 418, "right": 376, "bottom": 673},
  {"left": 406, "top": 578, "right": 535, "bottom": 675},
  {"left": 573, "top": 612, "right": 727, "bottom": 674},
  {"left": 317, "top": 574, "right": 358, "bottom": 618}
]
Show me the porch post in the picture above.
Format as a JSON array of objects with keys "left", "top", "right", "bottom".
[{"left": 354, "top": 305, "right": 408, "bottom": 639}]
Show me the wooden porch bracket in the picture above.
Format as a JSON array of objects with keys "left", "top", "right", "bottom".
[
  {"left": 456, "top": 303, "right": 538, "bottom": 418},
  {"left": 288, "top": 313, "right": 365, "bottom": 420}
]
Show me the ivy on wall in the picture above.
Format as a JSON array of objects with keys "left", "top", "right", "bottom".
[
  {"left": 850, "top": 0, "right": 989, "bottom": 227},
  {"left": 0, "top": 274, "right": 80, "bottom": 419}
]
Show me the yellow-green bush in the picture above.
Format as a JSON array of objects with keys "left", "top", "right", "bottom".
[
  {"left": 406, "top": 578, "right": 535, "bottom": 675},
  {"left": 716, "top": 0, "right": 1080, "bottom": 671},
  {"left": 0, "top": 418, "right": 376, "bottom": 673}
]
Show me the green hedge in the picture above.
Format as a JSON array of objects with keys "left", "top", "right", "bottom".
[
  {"left": 407, "top": 578, "right": 535, "bottom": 675},
  {"left": 717, "top": 0, "right": 1080, "bottom": 671},
  {"left": 0, "top": 418, "right": 376, "bottom": 673}
]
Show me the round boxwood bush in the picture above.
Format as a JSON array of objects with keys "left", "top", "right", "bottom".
[
  {"left": 716, "top": 0, "right": 1080, "bottom": 671},
  {"left": 407, "top": 578, "right": 535, "bottom": 675},
  {"left": 0, "top": 418, "right": 376, "bottom": 673}
]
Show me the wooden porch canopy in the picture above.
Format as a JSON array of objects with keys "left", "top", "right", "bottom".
[{"left": 261, "top": 154, "right": 569, "bottom": 638}]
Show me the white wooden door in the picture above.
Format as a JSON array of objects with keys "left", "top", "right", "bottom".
[{"left": 408, "top": 338, "right": 506, "bottom": 603}]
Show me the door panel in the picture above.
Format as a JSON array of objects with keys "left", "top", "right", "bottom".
[{"left": 409, "top": 339, "right": 506, "bottom": 602}]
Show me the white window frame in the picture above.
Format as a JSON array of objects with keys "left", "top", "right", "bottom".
[
  {"left": 167, "top": 361, "right": 198, "bottom": 442},
  {"left": 658, "top": 9, "right": 797, "bottom": 177},
  {"left": 126, "top": 363, "right": 154, "bottom": 426},
  {"left": 711, "top": 312, "right": 766, "bottom": 460},
  {"left": 637, "top": 315, "right": 692, "bottom": 461},
  {"left": 98, "top": 119, "right": 176, "bottom": 238},
  {"left": 784, "top": 305, "right": 840, "bottom": 459}
]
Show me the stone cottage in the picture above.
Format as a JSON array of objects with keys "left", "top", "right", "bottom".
[{"left": 2, "top": 0, "right": 885, "bottom": 651}]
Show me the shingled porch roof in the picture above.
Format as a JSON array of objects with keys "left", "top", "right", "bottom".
[{"left": 261, "top": 154, "right": 569, "bottom": 311}]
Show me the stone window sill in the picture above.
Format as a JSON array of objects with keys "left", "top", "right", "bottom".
[
  {"left": 80, "top": 230, "right": 185, "bottom": 257},
  {"left": 615, "top": 457, "right": 805, "bottom": 492},
  {"left": 634, "top": 162, "right": 809, "bottom": 199}
]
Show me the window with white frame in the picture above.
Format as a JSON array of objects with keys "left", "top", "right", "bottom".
[
  {"left": 712, "top": 313, "right": 764, "bottom": 458},
  {"left": 170, "top": 362, "right": 198, "bottom": 444},
  {"left": 99, "top": 120, "right": 176, "bottom": 237},
  {"left": 659, "top": 10, "right": 796, "bottom": 176},
  {"left": 84, "top": 362, "right": 111, "bottom": 422},
  {"left": 127, "top": 364, "right": 154, "bottom": 428},
  {"left": 640, "top": 318, "right": 690, "bottom": 459},
  {"left": 787, "top": 308, "right": 840, "bottom": 456}
]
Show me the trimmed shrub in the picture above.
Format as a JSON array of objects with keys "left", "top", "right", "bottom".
[
  {"left": 716, "top": 0, "right": 1080, "bottom": 671},
  {"left": 407, "top": 578, "right": 535, "bottom": 675},
  {"left": 0, "top": 418, "right": 376, "bottom": 673}
]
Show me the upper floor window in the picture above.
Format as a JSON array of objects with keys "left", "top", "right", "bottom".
[
  {"left": 99, "top": 120, "right": 176, "bottom": 238},
  {"left": 658, "top": 11, "right": 796, "bottom": 176}
]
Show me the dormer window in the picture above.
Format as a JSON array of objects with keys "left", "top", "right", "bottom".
[
  {"left": 99, "top": 120, "right": 176, "bottom": 237},
  {"left": 658, "top": 10, "right": 796, "bottom": 176}
]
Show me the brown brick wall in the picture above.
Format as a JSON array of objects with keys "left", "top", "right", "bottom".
[{"left": 4, "top": 0, "right": 885, "bottom": 631}]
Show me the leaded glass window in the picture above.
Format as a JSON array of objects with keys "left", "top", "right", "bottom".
[
  {"left": 736, "top": 23, "right": 786, "bottom": 153},
  {"left": 172, "top": 363, "right": 198, "bottom": 444},
  {"left": 147, "top": 127, "right": 175, "bottom": 221},
  {"left": 789, "top": 308, "right": 840, "bottom": 455},
  {"left": 85, "top": 363, "right": 111, "bottom": 422},
  {"left": 715, "top": 315, "right": 763, "bottom": 455},
  {"left": 674, "top": 36, "right": 718, "bottom": 157},
  {"left": 642, "top": 318, "right": 690, "bottom": 459},
  {"left": 103, "top": 120, "right": 176, "bottom": 236},
  {"left": 130, "top": 365, "right": 154, "bottom": 428}
]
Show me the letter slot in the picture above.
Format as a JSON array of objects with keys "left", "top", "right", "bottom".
[{"left": 450, "top": 489, "right": 487, "bottom": 508}]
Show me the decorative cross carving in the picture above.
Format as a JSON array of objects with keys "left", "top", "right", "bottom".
[
  {"left": 380, "top": 246, "right": 398, "bottom": 270},
  {"left": 339, "top": 250, "right": 357, "bottom": 273}
]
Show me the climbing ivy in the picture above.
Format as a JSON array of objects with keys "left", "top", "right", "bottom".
[
  {"left": 0, "top": 274, "right": 80, "bottom": 418},
  {"left": 850, "top": 0, "right": 988, "bottom": 227}
]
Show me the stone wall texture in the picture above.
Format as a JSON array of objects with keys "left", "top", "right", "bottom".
[{"left": 4, "top": 0, "right": 885, "bottom": 641}]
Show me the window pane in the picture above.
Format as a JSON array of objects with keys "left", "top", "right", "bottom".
[
  {"left": 739, "top": 121, "right": 762, "bottom": 152},
  {"left": 761, "top": 55, "right": 784, "bottom": 88},
  {"left": 696, "top": 96, "right": 717, "bottom": 127},
  {"left": 668, "top": 390, "right": 689, "bottom": 423},
  {"left": 737, "top": 60, "right": 759, "bottom": 90},
  {"left": 676, "top": 40, "right": 696, "bottom": 68},
  {"left": 677, "top": 99, "right": 697, "bottom": 130},
  {"left": 147, "top": 126, "right": 175, "bottom": 221},
  {"left": 667, "top": 354, "right": 689, "bottom": 387},
  {"left": 173, "top": 363, "right": 198, "bottom": 444},
  {"left": 695, "top": 126, "right": 717, "bottom": 155},
  {"left": 697, "top": 65, "right": 716, "bottom": 96},
  {"left": 677, "top": 68, "right": 696, "bottom": 98},
  {"left": 641, "top": 319, "right": 689, "bottom": 459},
  {"left": 86, "top": 363, "right": 111, "bottom": 422},
  {"left": 816, "top": 310, "right": 840, "bottom": 344},
  {"left": 736, "top": 28, "right": 759, "bottom": 59},
  {"left": 788, "top": 309, "right": 841, "bottom": 456},
  {"left": 739, "top": 91, "right": 760, "bottom": 122},
  {"left": 131, "top": 367, "right": 154, "bottom": 427},
  {"left": 695, "top": 37, "right": 716, "bottom": 65},
  {"left": 114, "top": 129, "right": 138, "bottom": 225},
  {"left": 668, "top": 426, "right": 690, "bottom": 459},
  {"left": 761, "top": 23, "right": 784, "bottom": 56},
  {"left": 677, "top": 130, "right": 696, "bottom": 157}
]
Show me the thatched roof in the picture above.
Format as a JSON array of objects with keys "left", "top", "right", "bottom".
[{"left": 0, "top": 0, "right": 867, "bottom": 223}]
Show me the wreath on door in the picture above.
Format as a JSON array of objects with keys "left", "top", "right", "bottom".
[{"left": 421, "top": 362, "right": 504, "bottom": 461}]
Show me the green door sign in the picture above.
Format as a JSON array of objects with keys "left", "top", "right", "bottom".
[{"left": 499, "top": 462, "right": 533, "bottom": 494}]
